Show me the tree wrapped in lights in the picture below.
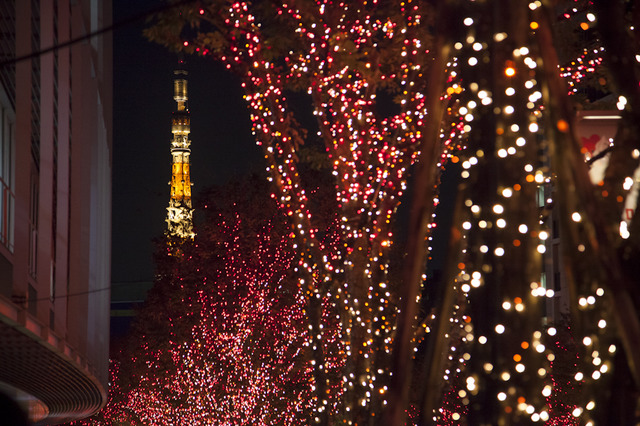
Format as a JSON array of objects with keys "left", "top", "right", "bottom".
[
  {"left": 69, "top": 178, "right": 317, "bottom": 425},
  {"left": 147, "top": 1, "right": 462, "bottom": 423},
  {"left": 427, "top": 0, "right": 640, "bottom": 424},
  {"left": 132, "top": 178, "right": 315, "bottom": 424}
]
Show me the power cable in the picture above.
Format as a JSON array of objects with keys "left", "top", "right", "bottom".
[
  {"left": 0, "top": 0, "right": 199, "bottom": 69},
  {"left": 13, "top": 280, "right": 156, "bottom": 303}
]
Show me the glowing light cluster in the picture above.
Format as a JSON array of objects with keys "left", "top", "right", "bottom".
[
  {"left": 555, "top": 1, "right": 608, "bottom": 97},
  {"left": 71, "top": 189, "right": 321, "bottom": 425},
  {"left": 559, "top": 48, "right": 605, "bottom": 95}
]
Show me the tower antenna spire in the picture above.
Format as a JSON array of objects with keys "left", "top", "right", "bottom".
[{"left": 166, "top": 57, "right": 195, "bottom": 239}]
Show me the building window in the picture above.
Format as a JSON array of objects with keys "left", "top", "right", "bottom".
[
  {"left": 0, "top": 0, "right": 16, "bottom": 109},
  {"left": 0, "top": 93, "right": 14, "bottom": 252},
  {"left": 27, "top": 283, "right": 36, "bottom": 317},
  {"left": 30, "top": 0, "right": 41, "bottom": 169},
  {"left": 29, "top": 173, "right": 38, "bottom": 279},
  {"left": 552, "top": 243, "right": 561, "bottom": 291},
  {"left": 0, "top": 0, "right": 16, "bottom": 254}
]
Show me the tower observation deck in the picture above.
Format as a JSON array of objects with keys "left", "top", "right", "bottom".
[{"left": 166, "top": 61, "right": 195, "bottom": 238}]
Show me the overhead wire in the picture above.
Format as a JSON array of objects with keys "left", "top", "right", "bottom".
[
  {"left": 13, "top": 280, "right": 155, "bottom": 303},
  {"left": 0, "top": 0, "right": 199, "bottom": 69}
]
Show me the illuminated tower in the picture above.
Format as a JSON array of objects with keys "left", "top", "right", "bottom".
[{"left": 166, "top": 61, "right": 195, "bottom": 239}]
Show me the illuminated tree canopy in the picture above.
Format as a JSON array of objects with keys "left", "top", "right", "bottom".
[{"left": 69, "top": 177, "right": 321, "bottom": 425}]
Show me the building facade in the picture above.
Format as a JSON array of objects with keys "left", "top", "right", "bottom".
[
  {"left": 543, "top": 111, "right": 638, "bottom": 322},
  {"left": 0, "top": 0, "right": 111, "bottom": 423}
]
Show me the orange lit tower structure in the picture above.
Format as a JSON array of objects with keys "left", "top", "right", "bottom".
[{"left": 166, "top": 62, "right": 195, "bottom": 238}]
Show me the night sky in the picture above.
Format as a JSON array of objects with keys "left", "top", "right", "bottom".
[{"left": 112, "top": 1, "right": 264, "bottom": 284}]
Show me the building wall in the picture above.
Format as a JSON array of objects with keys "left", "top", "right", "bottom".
[
  {"left": 0, "top": 0, "right": 112, "bottom": 423},
  {"left": 544, "top": 111, "right": 621, "bottom": 323}
]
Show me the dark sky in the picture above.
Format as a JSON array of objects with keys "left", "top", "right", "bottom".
[{"left": 112, "top": 1, "right": 264, "bottom": 283}]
